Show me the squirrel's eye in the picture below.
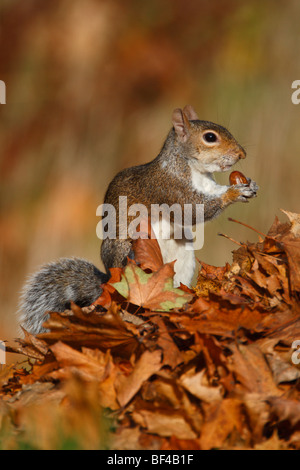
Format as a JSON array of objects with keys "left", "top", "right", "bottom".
[{"left": 203, "top": 132, "right": 218, "bottom": 143}]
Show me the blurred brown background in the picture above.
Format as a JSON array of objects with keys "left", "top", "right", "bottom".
[{"left": 0, "top": 0, "right": 299, "bottom": 340}]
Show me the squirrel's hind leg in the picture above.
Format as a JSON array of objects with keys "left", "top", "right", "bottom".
[{"left": 101, "top": 238, "right": 133, "bottom": 273}]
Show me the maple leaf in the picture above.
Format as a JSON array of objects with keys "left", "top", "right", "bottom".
[
  {"left": 110, "top": 261, "right": 193, "bottom": 311},
  {"left": 132, "top": 217, "right": 164, "bottom": 272}
]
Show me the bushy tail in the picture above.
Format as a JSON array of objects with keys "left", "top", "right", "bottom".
[{"left": 19, "top": 258, "right": 109, "bottom": 335}]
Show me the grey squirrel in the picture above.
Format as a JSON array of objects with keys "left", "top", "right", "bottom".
[{"left": 19, "top": 105, "right": 258, "bottom": 334}]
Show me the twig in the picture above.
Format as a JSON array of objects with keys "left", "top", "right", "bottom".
[
  {"left": 218, "top": 232, "right": 243, "bottom": 246},
  {"left": 228, "top": 217, "right": 267, "bottom": 238}
]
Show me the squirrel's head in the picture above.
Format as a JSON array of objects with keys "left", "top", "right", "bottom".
[{"left": 172, "top": 105, "right": 246, "bottom": 173}]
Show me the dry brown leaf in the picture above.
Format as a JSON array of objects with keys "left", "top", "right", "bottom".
[
  {"left": 175, "top": 306, "right": 265, "bottom": 338},
  {"left": 242, "top": 393, "right": 271, "bottom": 442},
  {"left": 267, "top": 397, "right": 300, "bottom": 427},
  {"left": 281, "top": 209, "right": 300, "bottom": 237},
  {"left": 282, "top": 235, "right": 300, "bottom": 292},
  {"left": 254, "top": 432, "right": 287, "bottom": 450},
  {"left": 132, "top": 218, "right": 164, "bottom": 272},
  {"left": 199, "top": 398, "right": 247, "bottom": 450},
  {"left": 132, "top": 407, "right": 197, "bottom": 439},
  {"left": 150, "top": 316, "right": 184, "bottom": 369},
  {"left": 0, "top": 363, "right": 19, "bottom": 389},
  {"left": 180, "top": 368, "right": 223, "bottom": 403},
  {"left": 228, "top": 343, "right": 282, "bottom": 396},
  {"left": 38, "top": 306, "right": 140, "bottom": 356},
  {"left": 266, "top": 353, "right": 300, "bottom": 385},
  {"left": 142, "top": 378, "right": 182, "bottom": 409},
  {"left": 110, "top": 426, "right": 160, "bottom": 450},
  {"left": 49, "top": 342, "right": 110, "bottom": 382},
  {"left": 116, "top": 349, "right": 162, "bottom": 407}
]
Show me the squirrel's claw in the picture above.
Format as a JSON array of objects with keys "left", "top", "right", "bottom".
[{"left": 236, "top": 180, "right": 258, "bottom": 201}]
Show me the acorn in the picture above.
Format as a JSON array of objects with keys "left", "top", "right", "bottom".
[{"left": 229, "top": 170, "right": 249, "bottom": 186}]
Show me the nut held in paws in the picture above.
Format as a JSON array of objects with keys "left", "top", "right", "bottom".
[{"left": 229, "top": 170, "right": 249, "bottom": 186}]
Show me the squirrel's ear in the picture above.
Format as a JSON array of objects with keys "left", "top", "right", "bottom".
[
  {"left": 183, "top": 105, "right": 199, "bottom": 120},
  {"left": 172, "top": 108, "right": 191, "bottom": 142}
]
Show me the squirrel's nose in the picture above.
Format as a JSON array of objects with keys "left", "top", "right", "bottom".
[{"left": 238, "top": 149, "right": 246, "bottom": 160}]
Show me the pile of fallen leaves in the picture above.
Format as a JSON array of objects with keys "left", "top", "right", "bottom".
[{"left": 1, "top": 210, "right": 300, "bottom": 450}]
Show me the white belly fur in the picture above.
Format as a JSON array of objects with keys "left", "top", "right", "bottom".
[{"left": 151, "top": 220, "right": 195, "bottom": 287}]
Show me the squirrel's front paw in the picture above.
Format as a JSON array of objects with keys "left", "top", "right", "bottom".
[{"left": 236, "top": 179, "right": 258, "bottom": 202}]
